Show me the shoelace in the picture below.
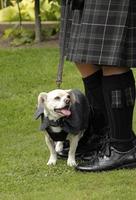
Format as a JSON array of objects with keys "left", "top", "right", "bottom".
[
  {"left": 91, "top": 132, "right": 111, "bottom": 161},
  {"left": 97, "top": 137, "right": 111, "bottom": 158}
]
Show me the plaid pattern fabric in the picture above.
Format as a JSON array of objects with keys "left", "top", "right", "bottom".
[
  {"left": 111, "top": 87, "right": 135, "bottom": 108},
  {"left": 60, "top": 0, "right": 136, "bottom": 67},
  {"left": 111, "top": 90, "right": 122, "bottom": 108}
]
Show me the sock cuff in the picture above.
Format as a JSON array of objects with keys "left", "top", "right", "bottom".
[
  {"left": 82, "top": 69, "right": 102, "bottom": 89},
  {"left": 102, "top": 70, "right": 135, "bottom": 89}
]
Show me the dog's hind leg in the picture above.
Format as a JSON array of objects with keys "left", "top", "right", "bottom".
[
  {"left": 45, "top": 133, "right": 57, "bottom": 165},
  {"left": 67, "top": 133, "right": 82, "bottom": 167}
]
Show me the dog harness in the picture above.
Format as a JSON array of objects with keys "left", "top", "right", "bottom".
[{"left": 40, "top": 115, "right": 68, "bottom": 141}]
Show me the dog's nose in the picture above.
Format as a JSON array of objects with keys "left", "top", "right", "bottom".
[{"left": 64, "top": 98, "right": 70, "bottom": 105}]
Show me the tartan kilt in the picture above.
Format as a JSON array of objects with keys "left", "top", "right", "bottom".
[{"left": 59, "top": 0, "right": 136, "bottom": 67}]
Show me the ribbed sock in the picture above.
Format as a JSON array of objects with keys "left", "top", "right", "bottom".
[
  {"left": 82, "top": 70, "right": 108, "bottom": 134},
  {"left": 102, "top": 70, "right": 136, "bottom": 151}
]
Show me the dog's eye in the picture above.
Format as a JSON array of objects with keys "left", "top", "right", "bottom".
[
  {"left": 54, "top": 96, "right": 60, "bottom": 100},
  {"left": 67, "top": 95, "right": 70, "bottom": 99}
]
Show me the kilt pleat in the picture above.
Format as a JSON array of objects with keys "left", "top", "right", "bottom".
[{"left": 59, "top": 0, "right": 136, "bottom": 67}]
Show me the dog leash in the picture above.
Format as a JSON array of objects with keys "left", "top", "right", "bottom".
[{"left": 56, "top": 0, "right": 71, "bottom": 89}]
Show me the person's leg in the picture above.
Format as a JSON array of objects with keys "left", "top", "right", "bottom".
[
  {"left": 76, "top": 63, "right": 99, "bottom": 78},
  {"left": 76, "top": 66, "right": 136, "bottom": 172},
  {"left": 58, "top": 64, "right": 108, "bottom": 158},
  {"left": 102, "top": 66, "right": 136, "bottom": 151},
  {"left": 102, "top": 66, "right": 129, "bottom": 76},
  {"left": 76, "top": 63, "right": 108, "bottom": 136},
  {"left": 74, "top": 63, "right": 108, "bottom": 153}
]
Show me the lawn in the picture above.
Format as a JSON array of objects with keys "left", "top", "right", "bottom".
[{"left": 0, "top": 46, "right": 136, "bottom": 200}]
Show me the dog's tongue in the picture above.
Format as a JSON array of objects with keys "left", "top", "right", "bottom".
[{"left": 60, "top": 109, "right": 71, "bottom": 116}]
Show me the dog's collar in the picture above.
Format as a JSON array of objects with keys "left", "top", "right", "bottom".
[
  {"left": 40, "top": 115, "right": 68, "bottom": 141},
  {"left": 40, "top": 115, "right": 64, "bottom": 130}
]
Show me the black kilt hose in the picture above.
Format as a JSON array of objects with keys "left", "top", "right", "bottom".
[{"left": 59, "top": 0, "right": 136, "bottom": 67}]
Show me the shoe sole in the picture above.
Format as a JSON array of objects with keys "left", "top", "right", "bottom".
[
  {"left": 75, "top": 161, "right": 136, "bottom": 172},
  {"left": 117, "top": 162, "right": 136, "bottom": 170},
  {"left": 58, "top": 154, "right": 83, "bottom": 160}
]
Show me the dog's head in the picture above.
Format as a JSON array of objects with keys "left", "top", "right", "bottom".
[{"left": 35, "top": 89, "right": 76, "bottom": 120}]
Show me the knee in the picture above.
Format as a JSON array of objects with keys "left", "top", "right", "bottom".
[
  {"left": 75, "top": 63, "right": 101, "bottom": 78},
  {"left": 102, "top": 66, "right": 130, "bottom": 76}
]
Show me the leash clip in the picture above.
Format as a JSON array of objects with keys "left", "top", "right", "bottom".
[{"left": 56, "top": 80, "right": 62, "bottom": 89}]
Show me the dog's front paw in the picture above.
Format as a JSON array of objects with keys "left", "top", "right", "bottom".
[
  {"left": 47, "top": 156, "right": 57, "bottom": 166},
  {"left": 67, "top": 158, "right": 77, "bottom": 167}
]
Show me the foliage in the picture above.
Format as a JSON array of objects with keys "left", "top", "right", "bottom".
[
  {"left": 0, "top": 0, "right": 35, "bottom": 22},
  {"left": 0, "top": 0, "right": 61, "bottom": 22},
  {"left": 0, "top": 47, "right": 136, "bottom": 200},
  {"left": 42, "top": 26, "right": 58, "bottom": 39},
  {"left": 2, "top": 27, "right": 35, "bottom": 46},
  {"left": 1, "top": 24, "right": 59, "bottom": 46},
  {"left": 40, "top": 0, "right": 60, "bottom": 21},
  {"left": 0, "top": 5, "right": 19, "bottom": 21}
]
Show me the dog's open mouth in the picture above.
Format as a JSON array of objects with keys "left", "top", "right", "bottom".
[{"left": 54, "top": 105, "right": 71, "bottom": 117}]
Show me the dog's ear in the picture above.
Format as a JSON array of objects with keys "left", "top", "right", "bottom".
[
  {"left": 35, "top": 92, "right": 47, "bottom": 119},
  {"left": 65, "top": 89, "right": 76, "bottom": 104}
]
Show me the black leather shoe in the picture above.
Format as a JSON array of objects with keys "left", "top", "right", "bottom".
[
  {"left": 58, "top": 127, "right": 109, "bottom": 159},
  {"left": 82, "top": 134, "right": 109, "bottom": 161},
  {"left": 57, "top": 146, "right": 84, "bottom": 159},
  {"left": 57, "top": 139, "right": 96, "bottom": 159},
  {"left": 57, "top": 134, "right": 103, "bottom": 159},
  {"left": 75, "top": 145, "right": 136, "bottom": 172},
  {"left": 82, "top": 134, "right": 136, "bottom": 161}
]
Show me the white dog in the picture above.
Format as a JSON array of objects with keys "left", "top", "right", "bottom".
[{"left": 35, "top": 89, "right": 90, "bottom": 167}]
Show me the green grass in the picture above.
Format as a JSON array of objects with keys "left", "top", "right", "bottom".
[{"left": 0, "top": 46, "right": 136, "bottom": 200}]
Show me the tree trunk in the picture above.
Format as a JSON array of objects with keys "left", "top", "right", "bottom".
[
  {"left": 34, "top": 0, "right": 42, "bottom": 42},
  {"left": 16, "top": 0, "right": 22, "bottom": 28},
  {"left": 0, "top": 0, "right": 4, "bottom": 9}
]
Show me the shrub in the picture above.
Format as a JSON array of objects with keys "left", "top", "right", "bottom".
[
  {"left": 0, "top": 0, "right": 60, "bottom": 22},
  {"left": 2, "top": 24, "right": 59, "bottom": 46},
  {"left": 0, "top": 6, "right": 19, "bottom": 22},
  {"left": 41, "top": 0, "right": 60, "bottom": 21},
  {"left": 2, "top": 27, "right": 35, "bottom": 46}
]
